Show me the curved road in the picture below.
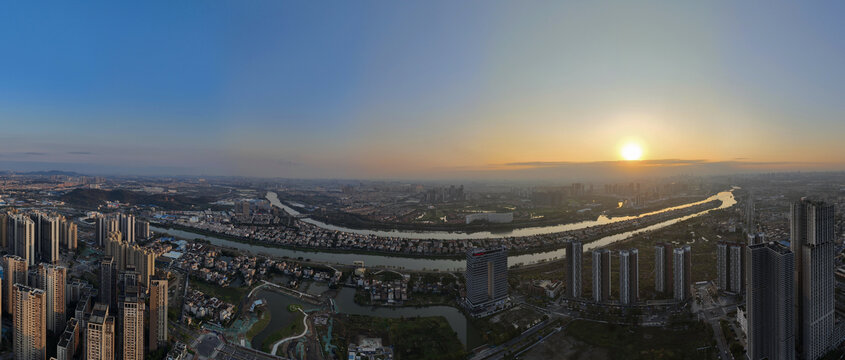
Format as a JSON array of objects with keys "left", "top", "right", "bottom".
[{"left": 269, "top": 308, "right": 309, "bottom": 355}]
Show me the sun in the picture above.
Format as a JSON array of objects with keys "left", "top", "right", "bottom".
[{"left": 620, "top": 143, "right": 643, "bottom": 161}]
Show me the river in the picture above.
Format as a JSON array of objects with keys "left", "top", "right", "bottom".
[
  {"left": 152, "top": 190, "right": 734, "bottom": 271},
  {"left": 267, "top": 191, "right": 734, "bottom": 240}
]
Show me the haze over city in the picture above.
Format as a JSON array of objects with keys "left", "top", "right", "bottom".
[
  {"left": 4, "top": 1, "right": 845, "bottom": 179},
  {"left": 7, "top": 2, "right": 845, "bottom": 360}
]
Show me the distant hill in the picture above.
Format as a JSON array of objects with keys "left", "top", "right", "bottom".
[
  {"left": 0, "top": 170, "right": 87, "bottom": 176},
  {"left": 27, "top": 170, "right": 87, "bottom": 176},
  {"left": 61, "top": 188, "right": 217, "bottom": 210}
]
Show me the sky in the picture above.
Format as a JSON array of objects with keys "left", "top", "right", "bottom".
[{"left": 2, "top": 1, "right": 845, "bottom": 180}]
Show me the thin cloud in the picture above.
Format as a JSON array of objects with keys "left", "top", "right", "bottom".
[
  {"left": 503, "top": 159, "right": 708, "bottom": 168},
  {"left": 67, "top": 151, "right": 92, "bottom": 155},
  {"left": 23, "top": 152, "right": 46, "bottom": 156}
]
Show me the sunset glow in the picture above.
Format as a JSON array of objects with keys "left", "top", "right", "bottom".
[{"left": 621, "top": 143, "right": 644, "bottom": 161}]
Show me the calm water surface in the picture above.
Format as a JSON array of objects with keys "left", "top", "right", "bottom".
[{"left": 152, "top": 190, "right": 735, "bottom": 271}]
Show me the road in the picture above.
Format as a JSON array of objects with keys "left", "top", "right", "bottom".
[
  {"left": 470, "top": 318, "right": 555, "bottom": 360},
  {"left": 512, "top": 323, "right": 569, "bottom": 359},
  {"left": 269, "top": 307, "right": 310, "bottom": 355},
  {"left": 695, "top": 285, "right": 734, "bottom": 360}
]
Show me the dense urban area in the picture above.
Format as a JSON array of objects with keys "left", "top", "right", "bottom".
[{"left": 1, "top": 171, "right": 845, "bottom": 360}]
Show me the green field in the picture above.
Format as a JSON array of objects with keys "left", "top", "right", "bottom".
[
  {"left": 246, "top": 310, "right": 271, "bottom": 342},
  {"left": 262, "top": 310, "right": 305, "bottom": 353},
  {"left": 332, "top": 314, "right": 465, "bottom": 360},
  {"left": 565, "top": 319, "right": 715, "bottom": 359}
]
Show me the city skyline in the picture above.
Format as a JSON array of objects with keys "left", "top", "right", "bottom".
[
  {"left": 4, "top": 2, "right": 845, "bottom": 357},
  {"left": 3, "top": 2, "right": 845, "bottom": 179}
]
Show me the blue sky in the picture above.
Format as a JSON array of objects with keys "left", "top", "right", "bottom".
[{"left": 2, "top": 1, "right": 845, "bottom": 179}]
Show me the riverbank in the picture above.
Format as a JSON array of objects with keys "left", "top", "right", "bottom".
[
  {"left": 155, "top": 196, "right": 725, "bottom": 259},
  {"left": 301, "top": 194, "right": 710, "bottom": 233},
  {"left": 151, "top": 190, "right": 735, "bottom": 272},
  {"left": 269, "top": 191, "right": 731, "bottom": 240},
  {"left": 152, "top": 222, "right": 468, "bottom": 260}
]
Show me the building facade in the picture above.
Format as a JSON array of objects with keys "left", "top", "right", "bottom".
[
  {"left": 673, "top": 246, "right": 691, "bottom": 301},
  {"left": 3, "top": 254, "right": 28, "bottom": 315},
  {"left": 791, "top": 199, "right": 835, "bottom": 360},
  {"left": 100, "top": 256, "right": 116, "bottom": 308},
  {"left": 118, "top": 285, "right": 145, "bottom": 360},
  {"left": 13, "top": 284, "right": 46, "bottom": 360},
  {"left": 620, "top": 250, "right": 630, "bottom": 304},
  {"left": 592, "top": 249, "right": 611, "bottom": 302},
  {"left": 33, "top": 213, "right": 60, "bottom": 264},
  {"left": 57, "top": 318, "right": 80, "bottom": 360},
  {"left": 37, "top": 263, "right": 67, "bottom": 333},
  {"left": 729, "top": 244, "right": 745, "bottom": 294},
  {"left": 747, "top": 242, "right": 794, "bottom": 360},
  {"left": 622, "top": 249, "right": 638, "bottom": 304},
  {"left": 11, "top": 214, "right": 36, "bottom": 267},
  {"left": 716, "top": 242, "right": 745, "bottom": 293},
  {"left": 149, "top": 276, "right": 169, "bottom": 351},
  {"left": 86, "top": 303, "right": 116, "bottom": 360},
  {"left": 717, "top": 242, "right": 728, "bottom": 290},
  {"left": 654, "top": 242, "right": 673, "bottom": 295},
  {"left": 464, "top": 247, "right": 508, "bottom": 312},
  {"left": 565, "top": 241, "right": 582, "bottom": 299}
]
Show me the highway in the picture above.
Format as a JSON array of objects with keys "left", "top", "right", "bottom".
[{"left": 470, "top": 317, "right": 556, "bottom": 360}]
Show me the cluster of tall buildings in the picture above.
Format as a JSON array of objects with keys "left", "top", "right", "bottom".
[
  {"left": 0, "top": 211, "right": 167, "bottom": 360},
  {"left": 654, "top": 243, "right": 692, "bottom": 301},
  {"left": 235, "top": 199, "right": 271, "bottom": 217},
  {"left": 5, "top": 258, "right": 69, "bottom": 360},
  {"left": 1, "top": 211, "right": 78, "bottom": 267},
  {"left": 560, "top": 240, "right": 688, "bottom": 305},
  {"left": 716, "top": 242, "right": 745, "bottom": 294},
  {"left": 9, "top": 258, "right": 169, "bottom": 360},
  {"left": 747, "top": 199, "right": 836, "bottom": 360},
  {"left": 421, "top": 185, "right": 465, "bottom": 204},
  {"left": 453, "top": 198, "right": 839, "bottom": 360},
  {"left": 98, "top": 213, "right": 156, "bottom": 288},
  {"left": 587, "top": 247, "right": 643, "bottom": 304},
  {"left": 95, "top": 213, "right": 151, "bottom": 246},
  {"left": 104, "top": 233, "right": 156, "bottom": 289}
]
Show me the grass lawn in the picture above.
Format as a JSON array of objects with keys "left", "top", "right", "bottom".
[
  {"left": 332, "top": 314, "right": 465, "bottom": 360},
  {"left": 261, "top": 310, "right": 305, "bottom": 353},
  {"left": 566, "top": 319, "right": 715, "bottom": 359},
  {"left": 246, "top": 310, "right": 271, "bottom": 342}
]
